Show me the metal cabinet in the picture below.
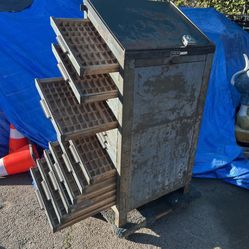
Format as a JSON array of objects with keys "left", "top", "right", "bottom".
[{"left": 32, "top": 0, "right": 215, "bottom": 231}]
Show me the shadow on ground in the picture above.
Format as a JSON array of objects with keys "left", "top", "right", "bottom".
[
  {"left": 127, "top": 179, "right": 249, "bottom": 249},
  {"left": 0, "top": 172, "right": 31, "bottom": 186}
]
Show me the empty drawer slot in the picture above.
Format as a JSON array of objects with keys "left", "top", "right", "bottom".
[
  {"left": 35, "top": 78, "right": 118, "bottom": 140},
  {"left": 52, "top": 44, "right": 118, "bottom": 104},
  {"left": 69, "top": 135, "right": 116, "bottom": 184},
  {"left": 50, "top": 17, "right": 119, "bottom": 76}
]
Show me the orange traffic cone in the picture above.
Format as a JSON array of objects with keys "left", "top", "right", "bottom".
[
  {"left": 9, "top": 124, "right": 29, "bottom": 153},
  {"left": 0, "top": 144, "right": 36, "bottom": 177}
]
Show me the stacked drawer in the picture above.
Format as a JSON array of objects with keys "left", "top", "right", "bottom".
[{"left": 32, "top": 17, "right": 120, "bottom": 232}]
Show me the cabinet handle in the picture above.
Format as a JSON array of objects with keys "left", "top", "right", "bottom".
[{"left": 182, "top": 35, "right": 196, "bottom": 47}]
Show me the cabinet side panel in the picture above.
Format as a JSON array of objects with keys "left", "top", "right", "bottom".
[{"left": 128, "top": 58, "right": 206, "bottom": 210}]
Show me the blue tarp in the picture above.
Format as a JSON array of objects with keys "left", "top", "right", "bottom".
[
  {"left": 182, "top": 8, "right": 249, "bottom": 188},
  {"left": 0, "top": 107, "right": 9, "bottom": 157},
  {"left": 0, "top": 1, "right": 249, "bottom": 188},
  {"left": 0, "top": 0, "right": 83, "bottom": 149}
]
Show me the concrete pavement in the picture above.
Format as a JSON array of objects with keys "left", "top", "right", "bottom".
[{"left": 1, "top": 174, "right": 249, "bottom": 249}]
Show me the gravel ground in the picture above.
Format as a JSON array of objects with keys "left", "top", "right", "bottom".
[{"left": 1, "top": 174, "right": 249, "bottom": 249}]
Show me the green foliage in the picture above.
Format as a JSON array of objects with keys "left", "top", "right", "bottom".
[{"left": 172, "top": 0, "right": 248, "bottom": 15}]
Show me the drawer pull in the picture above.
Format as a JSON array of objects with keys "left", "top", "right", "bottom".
[
  {"left": 56, "top": 36, "right": 68, "bottom": 54},
  {"left": 41, "top": 181, "right": 51, "bottom": 201},
  {"left": 40, "top": 99, "right": 51, "bottom": 119},
  {"left": 48, "top": 171, "right": 59, "bottom": 191},
  {"left": 35, "top": 189, "right": 44, "bottom": 210},
  {"left": 62, "top": 153, "right": 72, "bottom": 173},
  {"left": 69, "top": 144, "right": 80, "bottom": 163},
  {"left": 54, "top": 162, "right": 64, "bottom": 182},
  {"left": 57, "top": 63, "right": 69, "bottom": 82}
]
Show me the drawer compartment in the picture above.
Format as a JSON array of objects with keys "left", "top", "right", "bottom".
[
  {"left": 35, "top": 78, "right": 118, "bottom": 140},
  {"left": 50, "top": 17, "right": 119, "bottom": 76},
  {"left": 68, "top": 135, "right": 116, "bottom": 184},
  {"left": 31, "top": 164, "right": 116, "bottom": 232},
  {"left": 52, "top": 44, "right": 118, "bottom": 104},
  {"left": 48, "top": 141, "right": 117, "bottom": 201}
]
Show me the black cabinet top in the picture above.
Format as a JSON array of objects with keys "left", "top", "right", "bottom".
[{"left": 87, "top": 0, "right": 213, "bottom": 51}]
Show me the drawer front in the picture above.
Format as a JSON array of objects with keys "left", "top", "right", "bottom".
[
  {"left": 37, "top": 157, "right": 70, "bottom": 214},
  {"left": 52, "top": 44, "right": 118, "bottom": 104},
  {"left": 30, "top": 168, "right": 61, "bottom": 232},
  {"left": 43, "top": 150, "right": 72, "bottom": 212},
  {"left": 50, "top": 17, "right": 119, "bottom": 76},
  {"left": 68, "top": 135, "right": 116, "bottom": 184},
  {"left": 31, "top": 140, "right": 117, "bottom": 232},
  {"left": 35, "top": 77, "right": 118, "bottom": 140}
]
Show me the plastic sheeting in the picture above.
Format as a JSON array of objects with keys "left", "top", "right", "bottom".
[{"left": 0, "top": 2, "right": 249, "bottom": 188}]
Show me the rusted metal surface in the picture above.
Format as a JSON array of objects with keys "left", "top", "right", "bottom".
[
  {"left": 127, "top": 58, "right": 206, "bottom": 210},
  {"left": 50, "top": 17, "right": 119, "bottom": 76},
  {"left": 35, "top": 78, "right": 118, "bottom": 140},
  {"left": 52, "top": 44, "right": 118, "bottom": 104}
]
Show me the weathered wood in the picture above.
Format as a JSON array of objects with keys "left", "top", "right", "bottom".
[
  {"left": 52, "top": 44, "right": 119, "bottom": 104},
  {"left": 68, "top": 135, "right": 116, "bottom": 184},
  {"left": 31, "top": 158, "right": 117, "bottom": 232},
  {"left": 35, "top": 78, "right": 118, "bottom": 141},
  {"left": 50, "top": 17, "right": 119, "bottom": 76}
]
